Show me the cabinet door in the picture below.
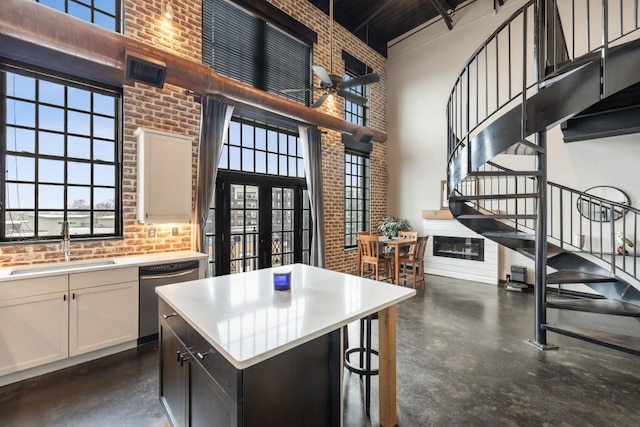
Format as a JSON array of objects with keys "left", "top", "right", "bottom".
[
  {"left": 160, "top": 322, "right": 187, "bottom": 427},
  {"left": 0, "top": 292, "right": 68, "bottom": 375},
  {"left": 69, "top": 281, "right": 138, "bottom": 357},
  {"left": 188, "top": 358, "right": 236, "bottom": 427},
  {"left": 136, "top": 127, "right": 193, "bottom": 223}
]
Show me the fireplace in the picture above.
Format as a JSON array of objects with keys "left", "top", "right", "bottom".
[{"left": 433, "top": 236, "right": 484, "bottom": 261}]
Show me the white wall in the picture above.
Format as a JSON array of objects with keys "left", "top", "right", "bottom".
[{"left": 388, "top": 0, "right": 640, "bottom": 282}]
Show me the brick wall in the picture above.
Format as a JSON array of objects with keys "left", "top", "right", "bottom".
[
  {"left": 0, "top": 0, "right": 388, "bottom": 273},
  {"left": 271, "top": 0, "right": 389, "bottom": 273}
]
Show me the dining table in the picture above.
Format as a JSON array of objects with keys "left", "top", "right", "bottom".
[{"left": 379, "top": 236, "right": 416, "bottom": 285}]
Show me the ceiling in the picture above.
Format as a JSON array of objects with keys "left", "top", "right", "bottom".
[{"left": 307, "top": 0, "right": 494, "bottom": 57}]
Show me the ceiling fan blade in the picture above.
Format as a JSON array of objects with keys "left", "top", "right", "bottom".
[
  {"left": 311, "top": 93, "right": 329, "bottom": 108},
  {"left": 279, "top": 88, "right": 320, "bottom": 93},
  {"left": 338, "top": 90, "right": 368, "bottom": 105},
  {"left": 312, "top": 65, "right": 333, "bottom": 86},
  {"left": 340, "top": 72, "right": 380, "bottom": 89}
]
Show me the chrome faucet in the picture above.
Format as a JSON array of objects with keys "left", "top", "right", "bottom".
[{"left": 61, "top": 220, "right": 71, "bottom": 262}]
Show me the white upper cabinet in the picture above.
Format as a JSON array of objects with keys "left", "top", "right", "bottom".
[{"left": 135, "top": 127, "right": 194, "bottom": 223}]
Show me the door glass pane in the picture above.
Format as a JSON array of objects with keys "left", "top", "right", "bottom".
[
  {"left": 271, "top": 231, "right": 282, "bottom": 267},
  {"left": 229, "top": 183, "right": 259, "bottom": 274}
]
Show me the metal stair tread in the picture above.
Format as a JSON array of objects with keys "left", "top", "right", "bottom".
[
  {"left": 546, "top": 298, "right": 640, "bottom": 317},
  {"left": 456, "top": 214, "right": 537, "bottom": 220},
  {"left": 449, "top": 192, "right": 539, "bottom": 201},
  {"left": 481, "top": 231, "right": 535, "bottom": 240},
  {"left": 546, "top": 270, "right": 618, "bottom": 284},
  {"left": 542, "top": 324, "right": 640, "bottom": 356},
  {"left": 517, "top": 247, "right": 564, "bottom": 258}
]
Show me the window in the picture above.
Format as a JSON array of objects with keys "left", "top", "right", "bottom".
[
  {"left": 36, "top": 0, "right": 120, "bottom": 32},
  {"left": 1, "top": 65, "right": 122, "bottom": 242},
  {"left": 344, "top": 70, "right": 368, "bottom": 126},
  {"left": 218, "top": 117, "right": 306, "bottom": 178},
  {"left": 203, "top": 0, "right": 312, "bottom": 106},
  {"left": 344, "top": 151, "right": 370, "bottom": 249},
  {"left": 204, "top": 115, "right": 311, "bottom": 275},
  {"left": 0, "top": 1, "right": 122, "bottom": 242}
]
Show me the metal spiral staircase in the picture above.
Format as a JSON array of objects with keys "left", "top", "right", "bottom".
[{"left": 446, "top": 0, "right": 640, "bottom": 355}]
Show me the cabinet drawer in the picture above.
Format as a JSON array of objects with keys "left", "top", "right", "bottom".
[
  {"left": 187, "top": 324, "right": 240, "bottom": 402},
  {"left": 70, "top": 267, "right": 138, "bottom": 290},
  {"left": 158, "top": 298, "right": 187, "bottom": 344},
  {"left": 0, "top": 275, "right": 68, "bottom": 301}
]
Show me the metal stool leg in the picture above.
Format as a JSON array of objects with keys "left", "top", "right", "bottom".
[
  {"left": 365, "top": 316, "right": 372, "bottom": 416},
  {"left": 344, "top": 315, "right": 378, "bottom": 418}
]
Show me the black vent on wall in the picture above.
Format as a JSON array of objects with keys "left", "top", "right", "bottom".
[{"left": 125, "top": 55, "right": 167, "bottom": 88}]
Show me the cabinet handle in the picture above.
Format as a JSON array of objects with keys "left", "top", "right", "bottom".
[
  {"left": 196, "top": 351, "right": 210, "bottom": 360},
  {"left": 176, "top": 350, "right": 181, "bottom": 363},
  {"left": 72, "top": 293, "right": 76, "bottom": 300},
  {"left": 162, "top": 312, "right": 178, "bottom": 319},
  {"left": 179, "top": 353, "right": 191, "bottom": 367},
  {"left": 63, "top": 294, "right": 67, "bottom": 301}
]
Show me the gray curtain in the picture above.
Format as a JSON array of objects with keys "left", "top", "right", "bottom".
[
  {"left": 193, "top": 97, "right": 234, "bottom": 260},
  {"left": 299, "top": 126, "right": 325, "bottom": 267}
]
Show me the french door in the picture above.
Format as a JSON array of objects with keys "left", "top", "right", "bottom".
[{"left": 214, "top": 172, "right": 310, "bottom": 276}]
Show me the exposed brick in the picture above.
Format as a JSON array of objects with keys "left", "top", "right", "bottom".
[{"left": 0, "top": 0, "right": 387, "bottom": 272}]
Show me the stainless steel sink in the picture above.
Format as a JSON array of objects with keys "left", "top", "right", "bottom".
[{"left": 10, "top": 260, "right": 116, "bottom": 275}]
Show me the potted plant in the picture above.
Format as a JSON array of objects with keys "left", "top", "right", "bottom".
[{"left": 377, "top": 216, "right": 411, "bottom": 238}]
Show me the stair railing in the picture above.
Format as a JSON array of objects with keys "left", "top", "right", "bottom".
[
  {"left": 447, "top": 0, "right": 640, "bottom": 191},
  {"left": 447, "top": 0, "right": 538, "bottom": 189},
  {"left": 548, "top": 181, "right": 639, "bottom": 280},
  {"left": 461, "top": 161, "right": 640, "bottom": 282}
]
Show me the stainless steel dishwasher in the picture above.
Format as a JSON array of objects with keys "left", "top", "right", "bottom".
[{"left": 138, "top": 260, "right": 201, "bottom": 343}]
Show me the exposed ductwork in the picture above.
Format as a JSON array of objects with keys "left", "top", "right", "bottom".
[{"left": 0, "top": 0, "right": 386, "bottom": 142}]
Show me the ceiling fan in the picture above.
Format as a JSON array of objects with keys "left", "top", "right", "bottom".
[{"left": 280, "top": 0, "right": 380, "bottom": 108}]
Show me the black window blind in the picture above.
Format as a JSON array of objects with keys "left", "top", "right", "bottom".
[{"left": 203, "top": 0, "right": 311, "bottom": 106}]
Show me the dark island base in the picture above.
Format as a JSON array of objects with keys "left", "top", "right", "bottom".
[{"left": 159, "top": 299, "right": 341, "bottom": 426}]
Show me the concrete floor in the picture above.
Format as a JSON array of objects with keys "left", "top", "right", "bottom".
[{"left": 1, "top": 274, "right": 639, "bottom": 426}]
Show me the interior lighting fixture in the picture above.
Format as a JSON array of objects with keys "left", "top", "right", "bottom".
[{"left": 163, "top": 1, "right": 173, "bottom": 20}]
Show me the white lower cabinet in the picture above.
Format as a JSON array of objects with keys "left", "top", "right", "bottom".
[
  {"left": 69, "top": 281, "right": 138, "bottom": 357},
  {"left": 0, "top": 290, "right": 69, "bottom": 376},
  {"left": 0, "top": 267, "right": 139, "bottom": 376}
]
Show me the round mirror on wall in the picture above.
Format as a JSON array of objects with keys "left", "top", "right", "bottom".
[{"left": 576, "top": 186, "right": 630, "bottom": 222}]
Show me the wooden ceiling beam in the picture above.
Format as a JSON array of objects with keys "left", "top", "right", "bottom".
[{"left": 428, "top": 0, "right": 453, "bottom": 30}]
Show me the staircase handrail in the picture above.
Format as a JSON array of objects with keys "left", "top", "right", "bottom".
[
  {"left": 469, "top": 161, "right": 640, "bottom": 281},
  {"left": 484, "top": 160, "right": 640, "bottom": 214},
  {"left": 447, "top": 0, "right": 640, "bottom": 192},
  {"left": 447, "top": 0, "right": 537, "bottom": 174}
]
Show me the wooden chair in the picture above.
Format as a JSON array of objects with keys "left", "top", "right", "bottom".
[
  {"left": 398, "top": 235, "right": 429, "bottom": 288},
  {"left": 397, "top": 231, "right": 418, "bottom": 256},
  {"left": 355, "top": 231, "right": 370, "bottom": 276},
  {"left": 359, "top": 234, "right": 392, "bottom": 282}
]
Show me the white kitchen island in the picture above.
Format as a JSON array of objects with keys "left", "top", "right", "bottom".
[{"left": 156, "top": 264, "right": 415, "bottom": 427}]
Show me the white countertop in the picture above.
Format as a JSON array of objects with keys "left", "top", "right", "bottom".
[
  {"left": 0, "top": 250, "right": 207, "bottom": 281},
  {"left": 156, "top": 264, "right": 416, "bottom": 369}
]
